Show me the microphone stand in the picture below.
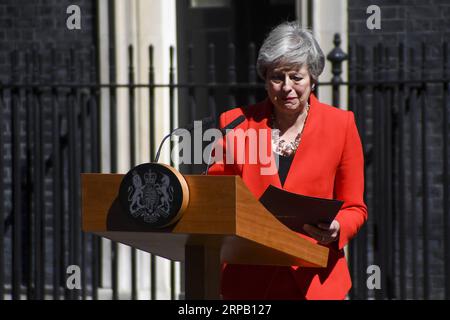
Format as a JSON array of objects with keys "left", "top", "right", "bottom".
[
  {"left": 203, "top": 115, "right": 246, "bottom": 175},
  {"left": 153, "top": 117, "right": 214, "bottom": 163},
  {"left": 154, "top": 129, "right": 179, "bottom": 163}
]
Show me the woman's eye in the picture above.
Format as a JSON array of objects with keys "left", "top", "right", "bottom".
[
  {"left": 269, "top": 73, "right": 303, "bottom": 83},
  {"left": 270, "top": 75, "right": 283, "bottom": 83}
]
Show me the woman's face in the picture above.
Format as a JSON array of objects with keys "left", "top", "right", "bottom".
[{"left": 266, "top": 64, "right": 312, "bottom": 115}]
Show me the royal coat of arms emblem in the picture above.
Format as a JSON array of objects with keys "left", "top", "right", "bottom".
[{"left": 119, "top": 163, "right": 189, "bottom": 228}]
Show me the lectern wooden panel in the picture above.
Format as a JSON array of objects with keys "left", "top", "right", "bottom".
[{"left": 82, "top": 173, "right": 329, "bottom": 299}]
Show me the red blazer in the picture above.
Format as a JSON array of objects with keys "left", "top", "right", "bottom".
[{"left": 208, "top": 94, "right": 368, "bottom": 300}]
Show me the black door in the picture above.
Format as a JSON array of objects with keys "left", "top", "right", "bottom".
[{"left": 176, "top": 0, "right": 296, "bottom": 173}]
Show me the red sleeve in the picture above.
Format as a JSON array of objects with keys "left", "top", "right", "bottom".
[
  {"left": 334, "top": 111, "right": 368, "bottom": 250},
  {"left": 207, "top": 111, "right": 238, "bottom": 176}
]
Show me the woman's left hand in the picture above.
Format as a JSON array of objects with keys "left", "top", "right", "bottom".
[{"left": 303, "top": 220, "right": 340, "bottom": 245}]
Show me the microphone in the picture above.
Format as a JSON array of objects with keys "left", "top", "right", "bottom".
[
  {"left": 204, "top": 115, "right": 246, "bottom": 174},
  {"left": 154, "top": 116, "right": 214, "bottom": 163},
  {"left": 218, "top": 115, "right": 246, "bottom": 135}
]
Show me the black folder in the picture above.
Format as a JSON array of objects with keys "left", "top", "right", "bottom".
[{"left": 259, "top": 185, "right": 344, "bottom": 234}]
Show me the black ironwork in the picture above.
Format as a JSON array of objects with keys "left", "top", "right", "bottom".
[
  {"left": 327, "top": 33, "right": 348, "bottom": 108},
  {"left": 0, "top": 35, "right": 449, "bottom": 301}
]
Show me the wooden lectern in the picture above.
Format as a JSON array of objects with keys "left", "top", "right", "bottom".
[{"left": 82, "top": 173, "right": 329, "bottom": 299}]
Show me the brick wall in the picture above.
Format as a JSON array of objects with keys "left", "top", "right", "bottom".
[
  {"left": 0, "top": 0, "right": 96, "bottom": 82},
  {"left": 0, "top": 0, "right": 97, "bottom": 296},
  {"left": 348, "top": 0, "right": 449, "bottom": 299}
]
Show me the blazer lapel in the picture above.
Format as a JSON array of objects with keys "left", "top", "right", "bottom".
[
  {"left": 281, "top": 94, "right": 319, "bottom": 193},
  {"left": 242, "top": 94, "right": 321, "bottom": 198},
  {"left": 243, "top": 99, "right": 282, "bottom": 198}
]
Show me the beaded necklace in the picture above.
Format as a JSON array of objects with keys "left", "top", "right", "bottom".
[{"left": 270, "top": 104, "right": 310, "bottom": 157}]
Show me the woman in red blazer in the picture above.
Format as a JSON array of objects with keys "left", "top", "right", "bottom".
[{"left": 208, "top": 22, "right": 368, "bottom": 300}]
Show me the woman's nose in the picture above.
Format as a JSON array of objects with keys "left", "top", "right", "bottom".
[{"left": 282, "top": 76, "right": 293, "bottom": 91}]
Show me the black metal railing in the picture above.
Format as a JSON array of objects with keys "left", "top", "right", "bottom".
[
  {"left": 0, "top": 35, "right": 449, "bottom": 300},
  {"left": 344, "top": 39, "right": 450, "bottom": 300},
  {"left": 1, "top": 46, "right": 102, "bottom": 300}
]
